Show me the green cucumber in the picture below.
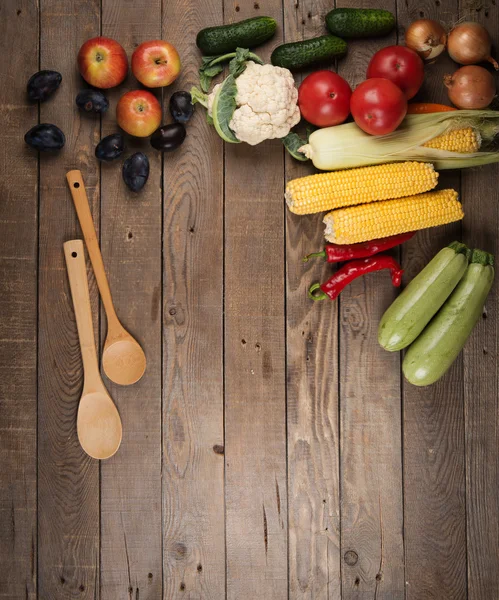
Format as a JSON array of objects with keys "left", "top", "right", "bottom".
[
  {"left": 325, "top": 8, "right": 395, "bottom": 39},
  {"left": 403, "top": 250, "right": 495, "bottom": 387},
  {"left": 196, "top": 17, "right": 277, "bottom": 55},
  {"left": 270, "top": 35, "right": 347, "bottom": 70},
  {"left": 212, "top": 75, "right": 240, "bottom": 144},
  {"left": 378, "top": 242, "right": 470, "bottom": 352}
]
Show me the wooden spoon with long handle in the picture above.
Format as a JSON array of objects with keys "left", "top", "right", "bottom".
[
  {"left": 66, "top": 170, "right": 146, "bottom": 385},
  {"left": 64, "top": 240, "right": 122, "bottom": 460}
]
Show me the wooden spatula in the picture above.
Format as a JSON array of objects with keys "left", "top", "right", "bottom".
[
  {"left": 66, "top": 169, "right": 146, "bottom": 385},
  {"left": 64, "top": 240, "right": 122, "bottom": 460}
]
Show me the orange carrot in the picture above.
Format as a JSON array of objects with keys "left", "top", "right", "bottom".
[{"left": 407, "top": 103, "right": 457, "bottom": 114}]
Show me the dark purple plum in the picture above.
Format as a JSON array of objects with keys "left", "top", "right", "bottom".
[
  {"left": 150, "top": 123, "right": 186, "bottom": 152},
  {"left": 76, "top": 89, "right": 109, "bottom": 113},
  {"left": 95, "top": 133, "right": 124, "bottom": 161},
  {"left": 169, "top": 91, "right": 194, "bottom": 123},
  {"left": 24, "top": 123, "right": 65, "bottom": 151},
  {"left": 27, "top": 70, "right": 62, "bottom": 102},
  {"left": 122, "top": 152, "right": 150, "bottom": 193}
]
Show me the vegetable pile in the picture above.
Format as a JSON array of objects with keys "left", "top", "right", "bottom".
[{"left": 24, "top": 8, "right": 498, "bottom": 389}]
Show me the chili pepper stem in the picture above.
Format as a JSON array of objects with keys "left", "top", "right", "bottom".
[
  {"left": 303, "top": 250, "right": 326, "bottom": 262},
  {"left": 308, "top": 283, "right": 328, "bottom": 301}
]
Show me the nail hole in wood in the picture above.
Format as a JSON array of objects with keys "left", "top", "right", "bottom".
[
  {"left": 376, "top": 573, "right": 382, "bottom": 581},
  {"left": 213, "top": 444, "right": 224, "bottom": 455},
  {"left": 307, "top": 11, "right": 312, "bottom": 18},
  {"left": 354, "top": 577, "right": 360, "bottom": 586},
  {"left": 254, "top": 1, "right": 260, "bottom": 7},
  {"left": 72, "top": 252, "right": 77, "bottom": 258},
  {"left": 483, "top": 348, "right": 488, "bottom": 355},
  {"left": 79, "top": 584, "right": 85, "bottom": 592},
  {"left": 60, "top": 577, "right": 65, "bottom": 585},
  {"left": 241, "top": 339, "right": 246, "bottom": 346},
  {"left": 419, "top": 10, "right": 424, "bottom": 17},
  {"left": 235, "top": 5, "right": 240, "bottom": 11},
  {"left": 73, "top": 182, "right": 80, "bottom": 188},
  {"left": 169, "top": 307, "right": 176, "bottom": 316},
  {"left": 180, "top": 582, "right": 186, "bottom": 591},
  {"left": 148, "top": 573, "right": 153, "bottom": 579},
  {"left": 17, "top": 9, "right": 22, "bottom": 15},
  {"left": 197, "top": 563, "right": 203, "bottom": 572},
  {"left": 129, "top": 586, "right": 133, "bottom": 594},
  {"left": 128, "top": 231, "right": 133, "bottom": 239}
]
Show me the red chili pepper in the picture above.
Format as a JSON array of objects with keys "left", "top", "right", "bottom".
[
  {"left": 309, "top": 255, "right": 404, "bottom": 301},
  {"left": 303, "top": 231, "right": 415, "bottom": 263}
]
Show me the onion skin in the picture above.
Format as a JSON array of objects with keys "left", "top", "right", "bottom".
[
  {"left": 405, "top": 19, "right": 447, "bottom": 61},
  {"left": 447, "top": 22, "right": 499, "bottom": 70},
  {"left": 444, "top": 65, "right": 496, "bottom": 109}
]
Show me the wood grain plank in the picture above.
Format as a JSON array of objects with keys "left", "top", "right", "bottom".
[
  {"left": 99, "top": 1, "right": 163, "bottom": 598},
  {"left": 397, "top": 2, "right": 467, "bottom": 599},
  {"left": 460, "top": 4, "right": 499, "bottom": 598},
  {"left": 223, "top": 1, "right": 287, "bottom": 599},
  {"left": 284, "top": 2, "right": 341, "bottom": 599},
  {"left": 37, "top": 0, "right": 101, "bottom": 598},
  {"left": 336, "top": 1, "right": 405, "bottom": 598},
  {"left": 161, "top": 0, "right": 225, "bottom": 598},
  {"left": 0, "top": 1, "right": 39, "bottom": 598}
]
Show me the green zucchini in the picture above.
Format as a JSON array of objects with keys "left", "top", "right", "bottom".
[
  {"left": 270, "top": 35, "right": 347, "bottom": 70},
  {"left": 378, "top": 242, "right": 470, "bottom": 352},
  {"left": 325, "top": 8, "right": 395, "bottom": 39},
  {"left": 196, "top": 17, "right": 277, "bottom": 55},
  {"left": 403, "top": 250, "right": 495, "bottom": 387}
]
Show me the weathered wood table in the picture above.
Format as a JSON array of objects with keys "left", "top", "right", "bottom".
[{"left": 1, "top": 0, "right": 498, "bottom": 598}]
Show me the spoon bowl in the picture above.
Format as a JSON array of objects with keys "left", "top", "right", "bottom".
[
  {"left": 77, "top": 391, "right": 122, "bottom": 460},
  {"left": 102, "top": 335, "right": 147, "bottom": 386}
]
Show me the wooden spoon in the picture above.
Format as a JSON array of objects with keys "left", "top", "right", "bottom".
[
  {"left": 66, "top": 169, "right": 146, "bottom": 385},
  {"left": 64, "top": 240, "right": 122, "bottom": 460}
]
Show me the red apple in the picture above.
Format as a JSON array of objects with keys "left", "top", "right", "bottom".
[
  {"left": 116, "top": 90, "right": 162, "bottom": 137},
  {"left": 131, "top": 40, "right": 181, "bottom": 88},
  {"left": 78, "top": 37, "right": 128, "bottom": 89}
]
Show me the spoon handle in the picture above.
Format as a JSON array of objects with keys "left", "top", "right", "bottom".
[
  {"left": 63, "top": 240, "right": 101, "bottom": 389},
  {"left": 66, "top": 170, "right": 118, "bottom": 325}
]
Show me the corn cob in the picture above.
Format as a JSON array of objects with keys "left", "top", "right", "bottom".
[
  {"left": 323, "top": 189, "right": 463, "bottom": 245},
  {"left": 423, "top": 127, "right": 481, "bottom": 153},
  {"left": 285, "top": 162, "right": 438, "bottom": 215}
]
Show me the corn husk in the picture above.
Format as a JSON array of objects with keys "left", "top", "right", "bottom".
[{"left": 300, "top": 110, "right": 499, "bottom": 171}]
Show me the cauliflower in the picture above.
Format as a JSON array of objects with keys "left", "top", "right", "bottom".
[{"left": 206, "top": 61, "right": 300, "bottom": 145}]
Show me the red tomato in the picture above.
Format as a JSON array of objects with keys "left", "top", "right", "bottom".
[
  {"left": 367, "top": 46, "right": 425, "bottom": 100},
  {"left": 350, "top": 78, "right": 407, "bottom": 135},
  {"left": 298, "top": 70, "right": 352, "bottom": 127}
]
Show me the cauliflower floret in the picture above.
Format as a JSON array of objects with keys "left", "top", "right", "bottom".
[{"left": 229, "top": 61, "right": 300, "bottom": 145}]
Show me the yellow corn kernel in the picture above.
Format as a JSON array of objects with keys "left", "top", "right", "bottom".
[
  {"left": 323, "top": 189, "right": 463, "bottom": 245},
  {"left": 423, "top": 127, "right": 481, "bottom": 153},
  {"left": 285, "top": 162, "right": 438, "bottom": 215}
]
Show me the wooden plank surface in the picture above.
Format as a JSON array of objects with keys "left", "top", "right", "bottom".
[
  {"left": 161, "top": 0, "right": 225, "bottom": 599},
  {"left": 0, "top": 1, "right": 38, "bottom": 598},
  {"left": 37, "top": 0, "right": 101, "bottom": 598},
  {"left": 99, "top": 0, "right": 163, "bottom": 598},
  {"left": 336, "top": 1, "right": 405, "bottom": 598},
  {"left": 461, "top": 5, "right": 499, "bottom": 599},
  {"left": 284, "top": 2, "right": 341, "bottom": 599},
  {"left": 3, "top": 0, "right": 499, "bottom": 598},
  {"left": 223, "top": 1, "right": 288, "bottom": 599},
  {"left": 397, "top": 2, "right": 467, "bottom": 599}
]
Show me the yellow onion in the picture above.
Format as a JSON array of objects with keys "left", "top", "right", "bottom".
[
  {"left": 405, "top": 19, "right": 447, "bottom": 60},
  {"left": 447, "top": 22, "right": 499, "bottom": 69},
  {"left": 444, "top": 65, "right": 495, "bottom": 109}
]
